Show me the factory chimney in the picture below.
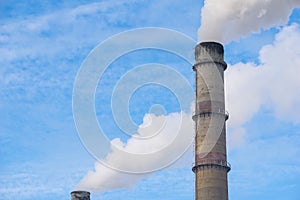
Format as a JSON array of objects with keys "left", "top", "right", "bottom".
[
  {"left": 192, "top": 42, "right": 230, "bottom": 200},
  {"left": 71, "top": 191, "right": 91, "bottom": 200}
]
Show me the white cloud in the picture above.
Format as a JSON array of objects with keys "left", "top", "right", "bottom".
[
  {"left": 226, "top": 24, "right": 300, "bottom": 147},
  {"left": 1, "top": 0, "right": 155, "bottom": 72}
]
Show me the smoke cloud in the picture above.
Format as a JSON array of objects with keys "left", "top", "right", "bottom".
[
  {"left": 198, "top": 0, "right": 300, "bottom": 43},
  {"left": 76, "top": 111, "right": 194, "bottom": 193}
]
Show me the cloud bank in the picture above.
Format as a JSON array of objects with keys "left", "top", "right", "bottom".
[{"left": 226, "top": 24, "right": 300, "bottom": 147}]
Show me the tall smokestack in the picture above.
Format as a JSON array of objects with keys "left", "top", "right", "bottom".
[
  {"left": 71, "top": 191, "right": 91, "bottom": 200},
  {"left": 192, "top": 42, "right": 230, "bottom": 200}
]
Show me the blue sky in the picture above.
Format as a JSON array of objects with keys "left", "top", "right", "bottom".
[{"left": 1, "top": 1, "right": 300, "bottom": 199}]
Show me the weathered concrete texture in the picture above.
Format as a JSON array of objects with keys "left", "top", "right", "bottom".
[
  {"left": 71, "top": 191, "right": 90, "bottom": 200},
  {"left": 195, "top": 116, "right": 227, "bottom": 164},
  {"left": 195, "top": 42, "right": 226, "bottom": 64},
  {"left": 195, "top": 168, "right": 229, "bottom": 200},
  {"left": 193, "top": 42, "right": 229, "bottom": 200}
]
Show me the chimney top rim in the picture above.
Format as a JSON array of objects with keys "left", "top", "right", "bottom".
[
  {"left": 70, "top": 190, "right": 90, "bottom": 195},
  {"left": 197, "top": 41, "right": 224, "bottom": 47},
  {"left": 199, "top": 41, "right": 222, "bottom": 44}
]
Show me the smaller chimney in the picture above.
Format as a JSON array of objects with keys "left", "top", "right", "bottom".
[{"left": 71, "top": 191, "right": 90, "bottom": 200}]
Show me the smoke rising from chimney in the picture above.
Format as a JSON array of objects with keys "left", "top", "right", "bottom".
[
  {"left": 198, "top": 0, "right": 300, "bottom": 43},
  {"left": 72, "top": 28, "right": 196, "bottom": 194},
  {"left": 76, "top": 111, "right": 194, "bottom": 193},
  {"left": 74, "top": 0, "right": 300, "bottom": 195}
]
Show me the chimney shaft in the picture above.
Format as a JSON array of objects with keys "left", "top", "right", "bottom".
[
  {"left": 71, "top": 191, "right": 90, "bottom": 200},
  {"left": 192, "top": 42, "right": 230, "bottom": 200}
]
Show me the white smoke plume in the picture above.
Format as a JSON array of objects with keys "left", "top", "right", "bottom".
[
  {"left": 198, "top": 0, "right": 300, "bottom": 43},
  {"left": 76, "top": 111, "right": 194, "bottom": 193}
]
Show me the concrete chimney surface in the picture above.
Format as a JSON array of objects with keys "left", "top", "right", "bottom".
[
  {"left": 193, "top": 42, "right": 230, "bottom": 200},
  {"left": 71, "top": 191, "right": 90, "bottom": 200},
  {"left": 194, "top": 42, "right": 227, "bottom": 70}
]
